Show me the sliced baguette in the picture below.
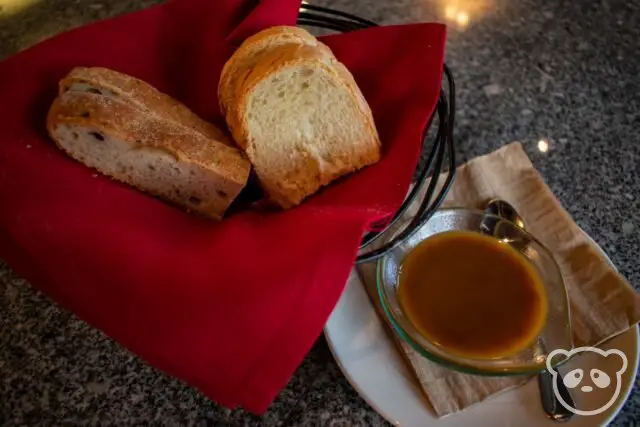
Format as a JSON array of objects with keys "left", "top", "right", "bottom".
[
  {"left": 60, "top": 67, "right": 233, "bottom": 147},
  {"left": 47, "top": 91, "right": 251, "bottom": 220},
  {"left": 220, "top": 26, "right": 337, "bottom": 145},
  {"left": 218, "top": 26, "right": 319, "bottom": 118},
  {"left": 233, "top": 43, "right": 381, "bottom": 208}
]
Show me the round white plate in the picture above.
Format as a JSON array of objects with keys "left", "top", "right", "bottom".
[{"left": 324, "top": 235, "right": 639, "bottom": 427}]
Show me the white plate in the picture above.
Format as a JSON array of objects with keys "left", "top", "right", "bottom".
[{"left": 324, "top": 235, "right": 639, "bottom": 427}]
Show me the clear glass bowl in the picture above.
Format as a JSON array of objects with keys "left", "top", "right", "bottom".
[{"left": 376, "top": 208, "right": 574, "bottom": 376}]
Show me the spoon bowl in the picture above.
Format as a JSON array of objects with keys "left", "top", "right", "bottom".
[{"left": 484, "top": 199, "right": 575, "bottom": 422}]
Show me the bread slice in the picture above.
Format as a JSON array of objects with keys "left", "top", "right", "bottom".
[
  {"left": 233, "top": 43, "right": 381, "bottom": 208},
  {"left": 60, "top": 67, "right": 233, "bottom": 147},
  {"left": 220, "top": 27, "right": 338, "bottom": 144},
  {"left": 47, "top": 91, "right": 251, "bottom": 220},
  {"left": 218, "top": 26, "right": 320, "bottom": 118}
]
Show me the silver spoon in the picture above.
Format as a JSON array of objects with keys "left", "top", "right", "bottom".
[{"left": 483, "top": 199, "right": 574, "bottom": 423}]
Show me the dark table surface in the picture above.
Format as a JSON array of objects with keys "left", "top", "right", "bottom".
[{"left": 1, "top": 0, "right": 638, "bottom": 425}]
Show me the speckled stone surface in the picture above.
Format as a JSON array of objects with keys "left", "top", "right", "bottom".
[{"left": 1, "top": 0, "right": 639, "bottom": 425}]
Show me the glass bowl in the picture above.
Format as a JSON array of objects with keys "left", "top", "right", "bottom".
[{"left": 376, "top": 208, "right": 574, "bottom": 376}]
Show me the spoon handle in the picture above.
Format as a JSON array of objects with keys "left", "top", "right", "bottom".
[
  {"left": 538, "top": 369, "right": 575, "bottom": 422},
  {"left": 483, "top": 199, "right": 574, "bottom": 422}
]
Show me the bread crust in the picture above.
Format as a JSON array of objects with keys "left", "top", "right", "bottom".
[
  {"left": 234, "top": 44, "right": 381, "bottom": 208},
  {"left": 48, "top": 91, "right": 250, "bottom": 180},
  {"left": 61, "top": 67, "right": 233, "bottom": 146}
]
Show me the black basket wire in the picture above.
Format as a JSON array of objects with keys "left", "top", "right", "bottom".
[{"left": 297, "top": 4, "right": 456, "bottom": 264}]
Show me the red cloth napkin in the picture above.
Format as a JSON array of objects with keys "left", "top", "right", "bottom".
[{"left": 0, "top": 0, "right": 445, "bottom": 413}]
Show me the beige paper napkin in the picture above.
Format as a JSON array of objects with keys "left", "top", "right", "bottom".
[{"left": 356, "top": 142, "right": 640, "bottom": 417}]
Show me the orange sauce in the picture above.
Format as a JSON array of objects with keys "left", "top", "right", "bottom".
[{"left": 398, "top": 230, "right": 548, "bottom": 359}]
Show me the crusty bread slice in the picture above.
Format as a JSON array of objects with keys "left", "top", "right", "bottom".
[
  {"left": 233, "top": 43, "right": 381, "bottom": 208},
  {"left": 60, "top": 67, "right": 233, "bottom": 147},
  {"left": 225, "top": 43, "right": 336, "bottom": 149},
  {"left": 47, "top": 91, "right": 251, "bottom": 220},
  {"left": 218, "top": 26, "right": 320, "bottom": 119}
]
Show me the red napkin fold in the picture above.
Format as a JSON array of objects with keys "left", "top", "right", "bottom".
[{"left": 0, "top": 0, "right": 445, "bottom": 413}]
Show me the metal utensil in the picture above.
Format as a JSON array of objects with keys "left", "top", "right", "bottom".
[{"left": 483, "top": 199, "right": 574, "bottom": 423}]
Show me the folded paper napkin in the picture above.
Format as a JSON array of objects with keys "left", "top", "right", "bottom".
[
  {"left": 0, "top": 0, "right": 446, "bottom": 414},
  {"left": 358, "top": 142, "right": 640, "bottom": 417}
]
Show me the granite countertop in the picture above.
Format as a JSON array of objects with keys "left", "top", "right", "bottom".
[{"left": 1, "top": 0, "right": 638, "bottom": 425}]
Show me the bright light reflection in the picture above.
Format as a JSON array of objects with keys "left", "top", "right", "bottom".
[
  {"left": 445, "top": 6, "right": 457, "bottom": 19},
  {"left": 538, "top": 139, "right": 549, "bottom": 153},
  {"left": 456, "top": 11, "right": 469, "bottom": 27}
]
